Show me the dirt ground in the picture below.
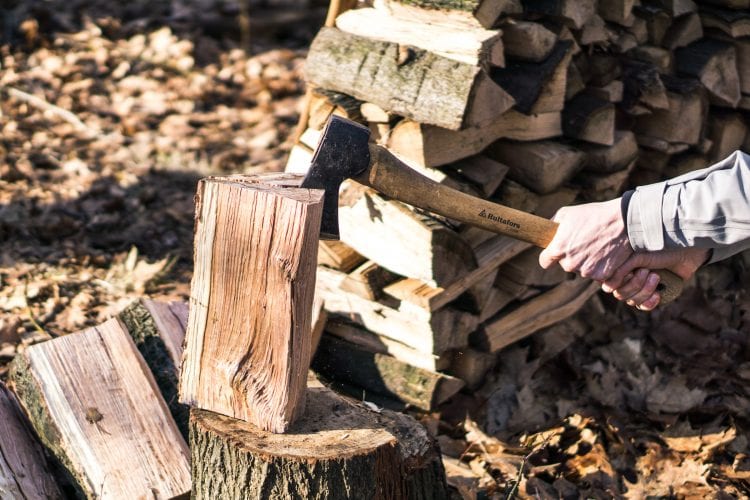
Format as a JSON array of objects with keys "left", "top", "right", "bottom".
[{"left": 2, "top": 1, "right": 750, "bottom": 498}]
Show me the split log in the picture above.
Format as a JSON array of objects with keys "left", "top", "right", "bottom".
[
  {"left": 387, "top": 110, "right": 562, "bottom": 168},
  {"left": 305, "top": 27, "right": 514, "bottom": 131},
  {"left": 523, "top": 0, "right": 596, "bottom": 30},
  {"left": 335, "top": 7, "right": 504, "bottom": 70},
  {"left": 598, "top": 0, "right": 636, "bottom": 26},
  {"left": 308, "top": 89, "right": 362, "bottom": 131},
  {"left": 382, "top": 0, "right": 522, "bottom": 29},
  {"left": 700, "top": 6, "right": 750, "bottom": 39},
  {"left": 634, "top": 4, "right": 672, "bottom": 46},
  {"left": 326, "top": 318, "right": 452, "bottom": 371},
  {"left": 317, "top": 266, "right": 478, "bottom": 353},
  {"left": 634, "top": 76, "right": 708, "bottom": 149},
  {"left": 577, "top": 159, "right": 637, "bottom": 201},
  {"left": 580, "top": 130, "right": 639, "bottom": 173},
  {"left": 628, "top": 45, "right": 673, "bottom": 73},
  {"left": 562, "top": 93, "right": 616, "bottom": 145},
  {"left": 490, "top": 41, "right": 573, "bottom": 113},
  {"left": 675, "top": 38, "right": 741, "bottom": 108},
  {"left": 190, "top": 376, "right": 450, "bottom": 499},
  {"left": 500, "top": 20, "right": 557, "bottom": 62},
  {"left": 318, "top": 240, "right": 366, "bottom": 272},
  {"left": 444, "top": 155, "right": 509, "bottom": 197},
  {"left": 10, "top": 318, "right": 191, "bottom": 499},
  {"left": 496, "top": 247, "right": 570, "bottom": 288},
  {"left": 662, "top": 12, "right": 703, "bottom": 50},
  {"left": 119, "top": 299, "right": 190, "bottom": 438},
  {"left": 312, "top": 335, "right": 464, "bottom": 410},
  {"left": 655, "top": 0, "right": 696, "bottom": 16},
  {"left": 339, "top": 261, "right": 399, "bottom": 301},
  {"left": 180, "top": 174, "right": 323, "bottom": 433},
  {"left": 579, "top": 15, "right": 609, "bottom": 46},
  {"left": 360, "top": 102, "right": 392, "bottom": 123},
  {"left": 621, "top": 60, "right": 670, "bottom": 113},
  {"left": 586, "top": 80, "right": 625, "bottom": 102},
  {"left": 475, "top": 277, "right": 600, "bottom": 352},
  {"left": 487, "top": 140, "right": 585, "bottom": 194},
  {"left": 0, "top": 383, "right": 63, "bottom": 499},
  {"left": 705, "top": 111, "right": 748, "bottom": 162},
  {"left": 449, "top": 349, "right": 497, "bottom": 390},
  {"left": 338, "top": 184, "right": 477, "bottom": 286}
]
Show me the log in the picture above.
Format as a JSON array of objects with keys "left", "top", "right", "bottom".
[
  {"left": 523, "top": 0, "right": 596, "bottom": 30},
  {"left": 338, "top": 184, "right": 477, "bottom": 286},
  {"left": 562, "top": 93, "right": 616, "bottom": 145},
  {"left": 190, "top": 376, "right": 450, "bottom": 499},
  {"left": 621, "top": 60, "right": 670, "bottom": 113},
  {"left": 490, "top": 41, "right": 573, "bottom": 113},
  {"left": 628, "top": 45, "right": 673, "bottom": 73},
  {"left": 500, "top": 20, "right": 557, "bottom": 62},
  {"left": 577, "top": 158, "right": 637, "bottom": 201},
  {"left": 387, "top": 110, "right": 562, "bottom": 168},
  {"left": 119, "top": 299, "right": 190, "bottom": 438},
  {"left": 634, "top": 4, "right": 672, "bottom": 46},
  {"left": 317, "top": 266, "right": 478, "bottom": 353},
  {"left": 339, "top": 260, "right": 399, "bottom": 301},
  {"left": 305, "top": 27, "right": 514, "bottom": 130},
  {"left": 476, "top": 277, "right": 600, "bottom": 352},
  {"left": 317, "top": 240, "right": 366, "bottom": 272},
  {"left": 486, "top": 140, "right": 585, "bottom": 194},
  {"left": 496, "top": 247, "right": 570, "bottom": 288},
  {"left": 675, "top": 38, "right": 741, "bottom": 107},
  {"left": 335, "top": 7, "right": 504, "bottom": 70},
  {"left": 10, "top": 318, "right": 191, "bottom": 499},
  {"left": 662, "top": 12, "right": 703, "bottom": 50},
  {"left": 444, "top": 155, "right": 509, "bottom": 197},
  {"left": 312, "top": 335, "right": 464, "bottom": 410},
  {"left": 579, "top": 129, "right": 639, "bottom": 173},
  {"left": 578, "top": 14, "right": 609, "bottom": 46},
  {"left": 700, "top": 6, "right": 750, "bottom": 39},
  {"left": 326, "top": 318, "right": 452, "bottom": 371},
  {"left": 180, "top": 174, "right": 323, "bottom": 433},
  {"left": 655, "top": 0, "right": 696, "bottom": 16},
  {"left": 0, "top": 382, "right": 63, "bottom": 499},
  {"left": 598, "top": 0, "right": 636, "bottom": 26},
  {"left": 586, "top": 80, "right": 625, "bottom": 103},
  {"left": 382, "top": 0, "right": 522, "bottom": 29},
  {"left": 449, "top": 348, "right": 496, "bottom": 389},
  {"left": 705, "top": 110, "right": 748, "bottom": 162}
]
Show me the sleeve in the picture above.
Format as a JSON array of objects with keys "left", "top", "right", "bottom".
[{"left": 626, "top": 150, "right": 750, "bottom": 264}]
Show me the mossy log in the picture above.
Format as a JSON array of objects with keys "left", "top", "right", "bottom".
[
  {"left": 305, "top": 27, "right": 514, "bottom": 130},
  {"left": 190, "top": 377, "right": 449, "bottom": 499}
]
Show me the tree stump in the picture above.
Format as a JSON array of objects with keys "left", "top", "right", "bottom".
[{"left": 190, "top": 377, "right": 449, "bottom": 499}]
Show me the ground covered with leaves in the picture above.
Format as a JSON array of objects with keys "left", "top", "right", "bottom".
[{"left": 2, "top": 1, "right": 750, "bottom": 498}]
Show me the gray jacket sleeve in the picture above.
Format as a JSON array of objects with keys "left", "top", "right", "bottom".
[{"left": 626, "top": 150, "right": 750, "bottom": 264}]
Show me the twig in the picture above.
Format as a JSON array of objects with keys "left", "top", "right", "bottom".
[{"left": 4, "top": 86, "right": 96, "bottom": 134}]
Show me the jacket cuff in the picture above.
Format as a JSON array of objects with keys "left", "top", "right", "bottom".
[{"left": 626, "top": 181, "right": 668, "bottom": 252}]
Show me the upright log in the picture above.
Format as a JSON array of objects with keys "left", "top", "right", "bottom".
[
  {"left": 0, "top": 383, "right": 63, "bottom": 499},
  {"left": 10, "top": 318, "right": 191, "bottom": 499},
  {"left": 190, "top": 376, "right": 450, "bottom": 499},
  {"left": 180, "top": 174, "right": 324, "bottom": 433}
]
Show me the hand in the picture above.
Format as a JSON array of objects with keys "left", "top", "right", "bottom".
[
  {"left": 601, "top": 248, "right": 711, "bottom": 311},
  {"left": 539, "top": 198, "right": 633, "bottom": 281}
]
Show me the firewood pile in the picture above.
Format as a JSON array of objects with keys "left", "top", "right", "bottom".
[{"left": 288, "top": 0, "right": 750, "bottom": 411}]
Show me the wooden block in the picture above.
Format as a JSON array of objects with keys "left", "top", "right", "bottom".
[
  {"left": 705, "top": 110, "right": 748, "bottom": 162},
  {"left": 190, "top": 376, "right": 450, "bottom": 498},
  {"left": 654, "top": 0, "right": 696, "bottom": 16},
  {"left": 490, "top": 41, "right": 573, "bottom": 114},
  {"left": 120, "top": 299, "right": 190, "bottom": 438},
  {"left": 444, "top": 155, "right": 509, "bottom": 197},
  {"left": 662, "top": 12, "right": 703, "bottom": 50},
  {"left": 338, "top": 184, "right": 477, "bottom": 286},
  {"left": 10, "top": 318, "right": 191, "bottom": 499},
  {"left": 317, "top": 266, "right": 478, "bottom": 354},
  {"left": 381, "top": 0, "right": 522, "bottom": 28},
  {"left": 562, "top": 93, "right": 616, "bottom": 146},
  {"left": 634, "top": 77, "right": 708, "bottom": 147},
  {"left": 339, "top": 260, "right": 399, "bottom": 301},
  {"left": 360, "top": 102, "right": 392, "bottom": 123},
  {"left": 180, "top": 174, "right": 323, "bottom": 433},
  {"left": 621, "top": 59, "right": 670, "bottom": 112},
  {"left": 0, "top": 383, "right": 63, "bottom": 499},
  {"left": 477, "top": 277, "right": 600, "bottom": 352},
  {"left": 676, "top": 38, "right": 741, "bottom": 108},
  {"left": 700, "top": 6, "right": 750, "bottom": 38},
  {"left": 598, "top": 0, "right": 636, "bottom": 25},
  {"left": 326, "top": 318, "right": 452, "bottom": 371},
  {"left": 586, "top": 80, "right": 625, "bottom": 103},
  {"left": 305, "top": 27, "right": 514, "bottom": 131},
  {"left": 628, "top": 45, "right": 673, "bottom": 73},
  {"left": 487, "top": 140, "right": 585, "bottom": 194},
  {"left": 633, "top": 4, "right": 672, "bottom": 46},
  {"left": 336, "top": 7, "right": 504, "bottom": 70},
  {"left": 577, "top": 158, "right": 637, "bottom": 201},
  {"left": 285, "top": 143, "right": 314, "bottom": 174},
  {"left": 388, "top": 110, "right": 562, "bottom": 168},
  {"left": 317, "top": 240, "right": 366, "bottom": 273},
  {"left": 580, "top": 129, "right": 639, "bottom": 173},
  {"left": 523, "top": 0, "right": 596, "bottom": 30},
  {"left": 531, "top": 42, "right": 575, "bottom": 114},
  {"left": 500, "top": 20, "right": 557, "bottom": 62},
  {"left": 312, "top": 335, "right": 464, "bottom": 410},
  {"left": 578, "top": 14, "right": 609, "bottom": 46},
  {"left": 449, "top": 348, "right": 496, "bottom": 389}
]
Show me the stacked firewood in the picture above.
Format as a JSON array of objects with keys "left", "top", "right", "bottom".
[{"left": 288, "top": 0, "right": 750, "bottom": 410}]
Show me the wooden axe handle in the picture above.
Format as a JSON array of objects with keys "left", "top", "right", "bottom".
[{"left": 355, "top": 144, "right": 684, "bottom": 304}]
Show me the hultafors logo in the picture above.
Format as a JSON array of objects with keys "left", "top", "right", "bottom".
[{"left": 479, "top": 209, "right": 521, "bottom": 229}]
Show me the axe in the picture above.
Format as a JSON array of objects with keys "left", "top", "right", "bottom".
[{"left": 301, "top": 115, "right": 683, "bottom": 304}]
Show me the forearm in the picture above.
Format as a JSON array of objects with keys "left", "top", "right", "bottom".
[{"left": 626, "top": 150, "right": 750, "bottom": 263}]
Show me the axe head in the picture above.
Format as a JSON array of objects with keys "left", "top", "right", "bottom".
[{"left": 301, "top": 115, "right": 371, "bottom": 239}]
